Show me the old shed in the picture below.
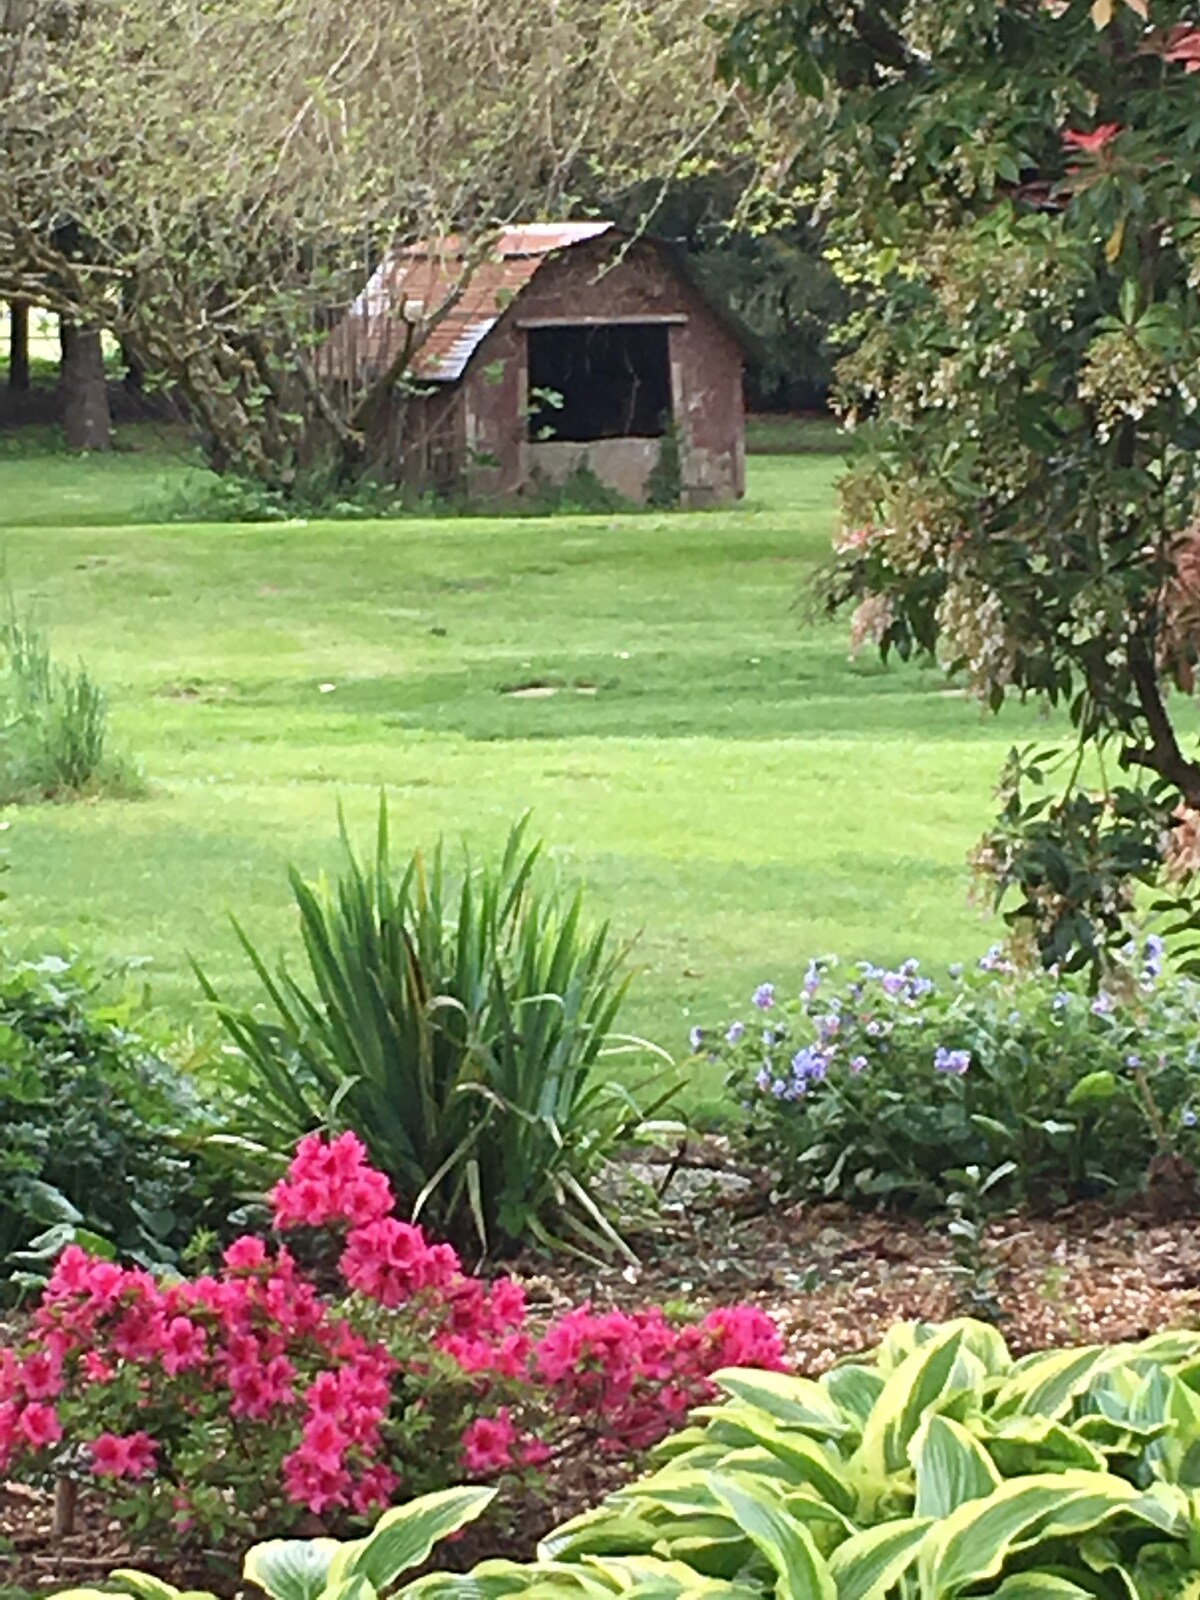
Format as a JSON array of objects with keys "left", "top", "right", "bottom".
[{"left": 319, "top": 223, "right": 746, "bottom": 507}]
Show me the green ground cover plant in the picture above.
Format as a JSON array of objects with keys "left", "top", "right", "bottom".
[
  {"left": 0, "top": 951, "right": 233, "bottom": 1292},
  {"left": 52, "top": 1317, "right": 1200, "bottom": 1600},
  {"left": 705, "top": 939, "right": 1200, "bottom": 1210},
  {"left": 4, "top": 427, "right": 1183, "bottom": 1109},
  {"left": 202, "top": 806, "right": 672, "bottom": 1256}
]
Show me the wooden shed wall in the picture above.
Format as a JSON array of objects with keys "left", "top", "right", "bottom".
[{"left": 367, "top": 235, "right": 744, "bottom": 505}]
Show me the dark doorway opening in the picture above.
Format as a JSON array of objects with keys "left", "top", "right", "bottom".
[{"left": 526, "top": 323, "right": 672, "bottom": 441}]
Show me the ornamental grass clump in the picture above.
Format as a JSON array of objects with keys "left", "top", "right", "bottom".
[
  {"left": 0, "top": 606, "right": 142, "bottom": 802},
  {"left": 704, "top": 939, "right": 1200, "bottom": 1210},
  {"left": 199, "top": 805, "right": 676, "bottom": 1258}
]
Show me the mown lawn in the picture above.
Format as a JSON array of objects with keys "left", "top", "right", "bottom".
[{"left": 0, "top": 428, "right": 1063, "bottom": 1110}]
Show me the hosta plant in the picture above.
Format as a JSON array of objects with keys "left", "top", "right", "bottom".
[
  {"left": 523, "top": 1318, "right": 1200, "bottom": 1600},
  {"left": 703, "top": 942, "right": 1200, "bottom": 1209},
  {"left": 200, "top": 805, "right": 676, "bottom": 1257},
  {"left": 65, "top": 1317, "right": 1200, "bottom": 1600},
  {"left": 47, "top": 1485, "right": 495, "bottom": 1600}
]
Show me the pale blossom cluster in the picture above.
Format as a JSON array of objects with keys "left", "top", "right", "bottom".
[{"left": 936, "top": 577, "right": 1017, "bottom": 698}]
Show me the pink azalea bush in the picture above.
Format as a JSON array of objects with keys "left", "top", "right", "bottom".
[{"left": 0, "top": 1132, "right": 783, "bottom": 1543}]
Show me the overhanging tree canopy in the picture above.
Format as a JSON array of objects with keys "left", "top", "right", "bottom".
[
  {"left": 0, "top": 0, "right": 767, "bottom": 481},
  {"left": 721, "top": 0, "right": 1200, "bottom": 974}
]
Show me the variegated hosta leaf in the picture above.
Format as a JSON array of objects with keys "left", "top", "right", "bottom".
[
  {"left": 329, "top": 1488, "right": 496, "bottom": 1591},
  {"left": 918, "top": 1471, "right": 1153, "bottom": 1598},
  {"left": 712, "top": 1370, "right": 853, "bottom": 1440},
  {"left": 243, "top": 1539, "right": 344, "bottom": 1600},
  {"left": 909, "top": 1415, "right": 1000, "bottom": 1520},
  {"left": 707, "top": 1473, "right": 837, "bottom": 1600},
  {"left": 826, "top": 1518, "right": 932, "bottom": 1600}
]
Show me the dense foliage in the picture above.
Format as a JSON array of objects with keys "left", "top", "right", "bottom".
[
  {"left": 0, "top": 1131, "right": 782, "bottom": 1546},
  {"left": 0, "top": 954, "right": 222, "bottom": 1290},
  {"left": 718, "top": 0, "right": 1200, "bottom": 975},
  {"left": 692, "top": 226, "right": 845, "bottom": 412},
  {"left": 701, "top": 941, "right": 1200, "bottom": 1209},
  {"left": 57, "top": 1316, "right": 1200, "bottom": 1600},
  {"left": 201, "top": 809, "right": 672, "bottom": 1257}
]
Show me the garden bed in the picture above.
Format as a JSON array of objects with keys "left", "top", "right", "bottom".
[{"left": 6, "top": 1196, "right": 1200, "bottom": 1599}]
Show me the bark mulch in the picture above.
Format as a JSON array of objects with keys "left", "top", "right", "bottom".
[{"left": 5, "top": 1198, "right": 1200, "bottom": 1598}]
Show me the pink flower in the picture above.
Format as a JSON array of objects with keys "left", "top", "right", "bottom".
[
  {"left": 301, "top": 1412, "right": 347, "bottom": 1471},
  {"left": 19, "top": 1350, "right": 63, "bottom": 1400},
  {"left": 161, "top": 1317, "right": 207, "bottom": 1375},
  {"left": 17, "top": 1402, "right": 61, "bottom": 1452},
  {"left": 350, "top": 1463, "right": 400, "bottom": 1516},
  {"left": 223, "top": 1235, "right": 268, "bottom": 1271},
  {"left": 1061, "top": 123, "right": 1121, "bottom": 155},
  {"left": 518, "top": 1436, "right": 552, "bottom": 1467},
  {"left": 111, "top": 1309, "right": 167, "bottom": 1363},
  {"left": 226, "top": 1354, "right": 294, "bottom": 1419},
  {"left": 0, "top": 1400, "right": 19, "bottom": 1471},
  {"left": 282, "top": 1450, "right": 352, "bottom": 1515},
  {"left": 534, "top": 1318, "right": 583, "bottom": 1383},
  {"left": 81, "top": 1352, "right": 115, "bottom": 1384},
  {"left": 88, "top": 1430, "right": 158, "bottom": 1479},
  {"left": 272, "top": 1132, "right": 394, "bottom": 1231},
  {"left": 487, "top": 1278, "right": 527, "bottom": 1331},
  {"left": 701, "top": 1305, "right": 786, "bottom": 1372},
  {"left": 46, "top": 1245, "right": 95, "bottom": 1294},
  {"left": 125, "top": 1432, "right": 158, "bottom": 1478},
  {"left": 461, "top": 1409, "right": 517, "bottom": 1475},
  {"left": 1165, "top": 24, "right": 1200, "bottom": 71},
  {"left": 306, "top": 1371, "right": 343, "bottom": 1417},
  {"left": 339, "top": 1218, "right": 434, "bottom": 1306}
]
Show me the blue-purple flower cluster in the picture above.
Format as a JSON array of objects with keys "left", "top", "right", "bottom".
[
  {"left": 710, "top": 935, "right": 1200, "bottom": 1209},
  {"left": 933, "top": 1046, "right": 971, "bottom": 1076},
  {"left": 725, "top": 956, "right": 976, "bottom": 1102}
]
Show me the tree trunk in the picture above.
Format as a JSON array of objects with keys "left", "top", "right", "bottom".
[
  {"left": 59, "top": 322, "right": 112, "bottom": 451},
  {"left": 119, "top": 335, "right": 144, "bottom": 394},
  {"left": 52, "top": 1475, "right": 77, "bottom": 1539},
  {"left": 8, "top": 300, "right": 30, "bottom": 391}
]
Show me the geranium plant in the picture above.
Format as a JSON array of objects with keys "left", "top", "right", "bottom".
[{"left": 703, "top": 940, "right": 1200, "bottom": 1208}]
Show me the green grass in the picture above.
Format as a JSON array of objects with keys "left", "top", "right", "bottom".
[
  {"left": 746, "top": 413, "right": 845, "bottom": 455},
  {"left": 0, "top": 427, "right": 1064, "bottom": 1112}
]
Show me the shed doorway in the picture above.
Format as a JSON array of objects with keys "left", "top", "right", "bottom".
[{"left": 526, "top": 323, "right": 672, "bottom": 442}]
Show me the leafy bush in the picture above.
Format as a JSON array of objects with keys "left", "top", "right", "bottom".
[
  {"left": 154, "top": 465, "right": 416, "bottom": 524},
  {"left": 0, "top": 954, "right": 228, "bottom": 1290},
  {"left": 0, "top": 1131, "right": 783, "bottom": 1547},
  {"left": 199, "top": 808, "right": 674, "bottom": 1256},
  {"left": 523, "top": 463, "right": 633, "bottom": 515},
  {"left": 61, "top": 1316, "right": 1200, "bottom": 1600},
  {"left": 699, "top": 941, "right": 1200, "bottom": 1210},
  {"left": 0, "top": 606, "right": 142, "bottom": 801}
]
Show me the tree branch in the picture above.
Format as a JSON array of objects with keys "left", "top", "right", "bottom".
[{"left": 1119, "top": 634, "right": 1200, "bottom": 805}]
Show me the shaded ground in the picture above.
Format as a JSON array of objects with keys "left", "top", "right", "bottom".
[{"left": 6, "top": 1200, "right": 1200, "bottom": 1598}]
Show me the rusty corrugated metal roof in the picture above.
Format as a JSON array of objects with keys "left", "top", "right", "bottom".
[{"left": 324, "top": 222, "right": 614, "bottom": 387}]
